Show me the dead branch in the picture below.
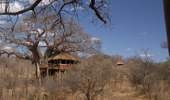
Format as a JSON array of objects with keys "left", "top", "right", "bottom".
[
  {"left": 0, "top": 0, "right": 42, "bottom": 15},
  {"left": 0, "top": 50, "right": 31, "bottom": 59},
  {"left": 89, "top": 0, "right": 107, "bottom": 24}
]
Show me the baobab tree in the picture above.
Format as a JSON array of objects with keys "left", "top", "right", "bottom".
[
  {"left": 0, "top": 13, "right": 101, "bottom": 80},
  {"left": 0, "top": 0, "right": 107, "bottom": 81},
  {"left": 0, "top": 0, "right": 108, "bottom": 79}
]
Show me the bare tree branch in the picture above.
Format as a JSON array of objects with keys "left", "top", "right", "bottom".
[
  {"left": 0, "top": 0, "right": 42, "bottom": 15},
  {"left": 0, "top": 50, "right": 31, "bottom": 59},
  {"left": 89, "top": 0, "right": 107, "bottom": 24}
]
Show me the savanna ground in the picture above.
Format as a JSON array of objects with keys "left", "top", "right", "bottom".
[{"left": 0, "top": 54, "right": 170, "bottom": 100}]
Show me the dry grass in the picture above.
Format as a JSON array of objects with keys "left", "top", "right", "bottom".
[{"left": 0, "top": 57, "right": 169, "bottom": 100}]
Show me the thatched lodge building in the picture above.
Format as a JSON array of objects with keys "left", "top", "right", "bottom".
[{"left": 40, "top": 53, "right": 79, "bottom": 76}]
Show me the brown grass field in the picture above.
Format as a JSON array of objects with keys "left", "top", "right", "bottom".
[{"left": 0, "top": 56, "right": 169, "bottom": 100}]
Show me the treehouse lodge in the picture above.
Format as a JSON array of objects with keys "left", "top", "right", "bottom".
[{"left": 40, "top": 53, "right": 79, "bottom": 77}]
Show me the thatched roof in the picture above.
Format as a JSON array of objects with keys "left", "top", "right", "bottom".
[
  {"left": 48, "top": 53, "right": 79, "bottom": 61},
  {"left": 116, "top": 60, "right": 124, "bottom": 66}
]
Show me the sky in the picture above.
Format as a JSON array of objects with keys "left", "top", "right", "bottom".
[
  {"left": 79, "top": 0, "right": 168, "bottom": 62},
  {"left": 0, "top": 0, "right": 168, "bottom": 62}
]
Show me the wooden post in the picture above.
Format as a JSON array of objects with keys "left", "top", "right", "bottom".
[
  {"left": 164, "top": 0, "right": 170, "bottom": 56},
  {"left": 46, "top": 67, "right": 49, "bottom": 77}
]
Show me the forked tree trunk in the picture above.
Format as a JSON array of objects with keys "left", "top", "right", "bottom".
[{"left": 29, "top": 44, "right": 41, "bottom": 82}]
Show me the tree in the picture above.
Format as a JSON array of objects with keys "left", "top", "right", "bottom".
[
  {"left": 64, "top": 54, "right": 113, "bottom": 100},
  {"left": 0, "top": 14, "right": 101, "bottom": 80},
  {"left": 0, "top": 0, "right": 110, "bottom": 32},
  {"left": 44, "top": 20, "right": 102, "bottom": 58},
  {"left": 0, "top": 0, "right": 106, "bottom": 82}
]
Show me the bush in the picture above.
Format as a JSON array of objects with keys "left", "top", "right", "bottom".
[
  {"left": 128, "top": 57, "right": 170, "bottom": 100},
  {"left": 64, "top": 54, "right": 113, "bottom": 100}
]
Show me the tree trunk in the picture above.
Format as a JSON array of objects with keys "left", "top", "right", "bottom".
[
  {"left": 86, "top": 92, "right": 91, "bottom": 100},
  {"left": 29, "top": 44, "right": 41, "bottom": 82},
  {"left": 85, "top": 79, "right": 92, "bottom": 100},
  {"left": 35, "top": 62, "right": 41, "bottom": 84}
]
